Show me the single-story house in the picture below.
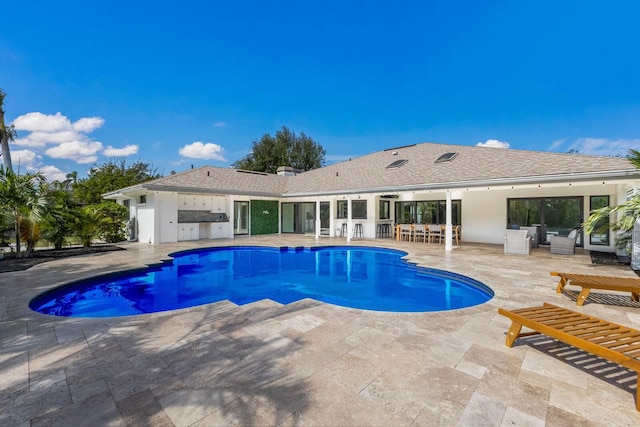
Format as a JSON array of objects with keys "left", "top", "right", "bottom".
[{"left": 103, "top": 142, "right": 640, "bottom": 254}]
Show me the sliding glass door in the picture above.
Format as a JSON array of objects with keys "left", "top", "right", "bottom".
[
  {"left": 234, "top": 201, "right": 249, "bottom": 235},
  {"left": 507, "top": 197, "right": 583, "bottom": 245},
  {"left": 319, "top": 202, "right": 330, "bottom": 235},
  {"left": 281, "top": 202, "right": 316, "bottom": 234}
]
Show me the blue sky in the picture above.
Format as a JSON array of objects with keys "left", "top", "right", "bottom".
[{"left": 1, "top": 1, "right": 639, "bottom": 181}]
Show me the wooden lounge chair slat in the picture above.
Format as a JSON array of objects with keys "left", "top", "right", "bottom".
[
  {"left": 588, "top": 335, "right": 640, "bottom": 348},
  {"left": 581, "top": 328, "right": 636, "bottom": 342},
  {"left": 562, "top": 323, "right": 619, "bottom": 335},
  {"left": 590, "top": 331, "right": 640, "bottom": 344},
  {"left": 498, "top": 303, "right": 640, "bottom": 411},
  {"left": 604, "top": 342, "right": 640, "bottom": 353},
  {"left": 545, "top": 318, "right": 601, "bottom": 328},
  {"left": 568, "top": 325, "right": 623, "bottom": 337},
  {"left": 551, "top": 271, "right": 640, "bottom": 306}
]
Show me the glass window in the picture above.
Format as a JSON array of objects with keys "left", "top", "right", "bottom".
[
  {"left": 589, "top": 196, "right": 610, "bottom": 246},
  {"left": 394, "top": 202, "right": 414, "bottom": 224},
  {"left": 139, "top": 195, "right": 146, "bottom": 204},
  {"left": 507, "top": 196, "right": 583, "bottom": 245},
  {"left": 394, "top": 200, "right": 461, "bottom": 224},
  {"left": 337, "top": 200, "right": 348, "bottom": 219},
  {"left": 379, "top": 200, "right": 390, "bottom": 219},
  {"left": 352, "top": 200, "right": 367, "bottom": 219}
]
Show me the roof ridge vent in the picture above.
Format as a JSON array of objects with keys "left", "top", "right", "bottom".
[
  {"left": 384, "top": 144, "right": 416, "bottom": 152},
  {"left": 435, "top": 152, "right": 458, "bottom": 163},
  {"left": 237, "top": 169, "right": 269, "bottom": 176}
]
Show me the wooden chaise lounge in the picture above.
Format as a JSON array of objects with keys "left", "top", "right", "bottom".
[
  {"left": 498, "top": 303, "right": 640, "bottom": 411},
  {"left": 551, "top": 271, "right": 640, "bottom": 306}
]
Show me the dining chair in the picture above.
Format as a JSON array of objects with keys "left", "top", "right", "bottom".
[
  {"left": 400, "top": 224, "right": 412, "bottom": 241},
  {"left": 453, "top": 225, "right": 461, "bottom": 245},
  {"left": 428, "top": 224, "right": 442, "bottom": 244}
]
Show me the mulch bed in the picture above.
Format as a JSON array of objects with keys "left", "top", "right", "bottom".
[
  {"left": 589, "top": 250, "right": 631, "bottom": 266},
  {"left": 0, "top": 245, "right": 125, "bottom": 273}
]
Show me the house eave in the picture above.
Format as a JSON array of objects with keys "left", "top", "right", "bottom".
[
  {"left": 282, "top": 170, "right": 640, "bottom": 197},
  {"left": 141, "top": 184, "right": 282, "bottom": 198}
]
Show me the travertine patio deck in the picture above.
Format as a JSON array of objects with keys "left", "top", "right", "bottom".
[{"left": 2, "top": 236, "right": 640, "bottom": 426}]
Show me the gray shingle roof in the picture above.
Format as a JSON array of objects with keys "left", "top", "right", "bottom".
[
  {"left": 141, "top": 166, "right": 288, "bottom": 196},
  {"left": 284, "top": 143, "right": 638, "bottom": 195},
  {"left": 106, "top": 142, "right": 638, "bottom": 198}
]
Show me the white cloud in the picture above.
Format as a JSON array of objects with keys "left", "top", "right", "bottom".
[
  {"left": 548, "top": 139, "right": 567, "bottom": 151},
  {"left": 179, "top": 141, "right": 226, "bottom": 161},
  {"left": 12, "top": 112, "right": 71, "bottom": 133},
  {"left": 476, "top": 139, "right": 510, "bottom": 148},
  {"left": 38, "top": 165, "right": 68, "bottom": 182},
  {"left": 46, "top": 140, "right": 103, "bottom": 163},
  {"left": 10, "top": 111, "right": 108, "bottom": 165},
  {"left": 14, "top": 130, "right": 81, "bottom": 148},
  {"left": 103, "top": 144, "right": 139, "bottom": 156},
  {"left": 73, "top": 117, "right": 105, "bottom": 133},
  {"left": 212, "top": 121, "right": 227, "bottom": 128},
  {"left": 10, "top": 149, "right": 39, "bottom": 170},
  {"left": 559, "top": 138, "right": 640, "bottom": 156}
]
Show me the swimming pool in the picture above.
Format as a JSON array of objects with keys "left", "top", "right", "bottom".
[{"left": 30, "top": 246, "right": 493, "bottom": 317}]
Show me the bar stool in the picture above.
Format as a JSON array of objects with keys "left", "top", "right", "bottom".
[
  {"left": 382, "top": 223, "right": 391, "bottom": 238},
  {"left": 353, "top": 223, "right": 364, "bottom": 238},
  {"left": 340, "top": 223, "right": 348, "bottom": 237}
]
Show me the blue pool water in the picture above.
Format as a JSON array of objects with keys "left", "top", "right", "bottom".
[{"left": 30, "top": 246, "right": 493, "bottom": 317}]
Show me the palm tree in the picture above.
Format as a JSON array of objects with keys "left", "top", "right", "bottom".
[
  {"left": 0, "top": 166, "right": 46, "bottom": 257},
  {"left": 583, "top": 149, "right": 640, "bottom": 252},
  {"left": 40, "top": 180, "right": 76, "bottom": 250},
  {"left": 74, "top": 206, "right": 99, "bottom": 247},
  {"left": 63, "top": 171, "right": 78, "bottom": 189},
  {"left": 0, "top": 89, "right": 16, "bottom": 171}
]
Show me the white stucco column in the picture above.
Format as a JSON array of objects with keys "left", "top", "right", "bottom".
[
  {"left": 445, "top": 190, "right": 453, "bottom": 251},
  {"left": 228, "top": 196, "right": 235, "bottom": 239},
  {"left": 347, "top": 195, "right": 352, "bottom": 242},
  {"left": 315, "top": 198, "right": 321, "bottom": 239}
]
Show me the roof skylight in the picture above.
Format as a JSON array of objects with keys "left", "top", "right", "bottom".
[
  {"left": 435, "top": 152, "right": 458, "bottom": 163},
  {"left": 386, "top": 159, "right": 408, "bottom": 169}
]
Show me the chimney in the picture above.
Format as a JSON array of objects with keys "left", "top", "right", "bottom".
[{"left": 277, "top": 166, "right": 302, "bottom": 176}]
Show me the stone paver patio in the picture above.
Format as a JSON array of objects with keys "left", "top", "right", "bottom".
[{"left": 2, "top": 235, "right": 640, "bottom": 426}]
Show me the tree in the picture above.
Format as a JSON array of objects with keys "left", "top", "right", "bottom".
[
  {"left": 0, "top": 89, "right": 17, "bottom": 171},
  {"left": 73, "top": 160, "right": 160, "bottom": 205},
  {"left": 74, "top": 206, "right": 99, "bottom": 248},
  {"left": 93, "top": 201, "right": 128, "bottom": 243},
  {"left": 232, "top": 126, "right": 326, "bottom": 173},
  {"left": 583, "top": 149, "right": 640, "bottom": 252},
  {"left": 0, "top": 167, "right": 46, "bottom": 257},
  {"left": 39, "top": 181, "right": 77, "bottom": 250}
]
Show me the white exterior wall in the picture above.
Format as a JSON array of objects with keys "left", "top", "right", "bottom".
[
  {"left": 156, "top": 192, "right": 178, "bottom": 243},
  {"left": 459, "top": 190, "right": 506, "bottom": 244},
  {"left": 457, "top": 183, "right": 625, "bottom": 249},
  {"left": 137, "top": 193, "right": 155, "bottom": 244},
  {"left": 115, "top": 178, "right": 638, "bottom": 252}
]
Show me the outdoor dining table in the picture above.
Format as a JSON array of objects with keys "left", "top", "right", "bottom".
[{"left": 394, "top": 224, "right": 457, "bottom": 244}]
